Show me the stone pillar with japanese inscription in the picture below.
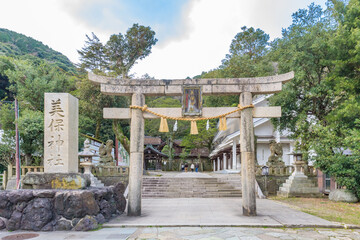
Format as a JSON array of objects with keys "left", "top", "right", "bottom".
[{"left": 44, "top": 93, "right": 79, "bottom": 173}]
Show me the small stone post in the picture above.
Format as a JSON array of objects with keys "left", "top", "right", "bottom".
[
  {"left": 240, "top": 92, "right": 256, "bottom": 216},
  {"left": 128, "top": 93, "right": 145, "bottom": 216}
]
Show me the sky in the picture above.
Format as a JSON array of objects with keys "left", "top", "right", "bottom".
[{"left": 0, "top": 0, "right": 327, "bottom": 79}]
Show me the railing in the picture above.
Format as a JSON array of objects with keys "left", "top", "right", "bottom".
[
  {"left": 7, "top": 164, "right": 44, "bottom": 178},
  {"left": 91, "top": 166, "right": 129, "bottom": 177},
  {"left": 255, "top": 165, "right": 316, "bottom": 177}
]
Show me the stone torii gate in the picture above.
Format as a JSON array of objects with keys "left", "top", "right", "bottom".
[{"left": 89, "top": 71, "right": 294, "bottom": 217}]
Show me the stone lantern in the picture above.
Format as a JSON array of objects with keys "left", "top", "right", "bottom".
[
  {"left": 277, "top": 151, "right": 320, "bottom": 197},
  {"left": 79, "top": 138, "right": 96, "bottom": 174},
  {"left": 292, "top": 152, "right": 305, "bottom": 175}
]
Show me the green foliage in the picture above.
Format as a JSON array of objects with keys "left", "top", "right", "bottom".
[
  {"left": 313, "top": 124, "right": 360, "bottom": 198},
  {"left": 76, "top": 24, "right": 157, "bottom": 147},
  {"left": 181, "top": 120, "right": 217, "bottom": 153},
  {"left": 144, "top": 96, "right": 189, "bottom": 139},
  {"left": 106, "top": 24, "right": 158, "bottom": 78},
  {"left": 0, "top": 55, "right": 76, "bottom": 165},
  {"left": 0, "top": 28, "right": 76, "bottom": 72},
  {"left": 0, "top": 139, "right": 15, "bottom": 167},
  {"left": 77, "top": 33, "right": 107, "bottom": 72},
  {"left": 0, "top": 101, "right": 15, "bottom": 130},
  {"left": 78, "top": 24, "right": 157, "bottom": 78},
  {"left": 161, "top": 144, "right": 174, "bottom": 159},
  {"left": 73, "top": 72, "right": 129, "bottom": 140},
  {"left": 6, "top": 58, "right": 76, "bottom": 111},
  {"left": 268, "top": 3, "right": 335, "bottom": 158},
  {"left": 0, "top": 55, "right": 15, "bottom": 100},
  {"left": 201, "top": 26, "right": 274, "bottom": 108},
  {"left": 18, "top": 109, "right": 44, "bottom": 164},
  {"left": 267, "top": 1, "right": 360, "bottom": 197}
]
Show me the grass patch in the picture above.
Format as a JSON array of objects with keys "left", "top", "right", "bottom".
[{"left": 270, "top": 197, "right": 360, "bottom": 225}]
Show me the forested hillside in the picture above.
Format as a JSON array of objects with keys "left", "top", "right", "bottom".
[{"left": 0, "top": 28, "right": 75, "bottom": 72}]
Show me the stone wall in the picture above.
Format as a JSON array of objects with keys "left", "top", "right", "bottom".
[{"left": 0, "top": 183, "right": 126, "bottom": 231}]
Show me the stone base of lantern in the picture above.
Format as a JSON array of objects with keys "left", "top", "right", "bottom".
[
  {"left": 80, "top": 162, "right": 104, "bottom": 188},
  {"left": 277, "top": 161, "right": 322, "bottom": 198}
]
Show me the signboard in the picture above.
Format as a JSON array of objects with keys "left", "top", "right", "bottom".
[{"left": 182, "top": 86, "right": 202, "bottom": 116}]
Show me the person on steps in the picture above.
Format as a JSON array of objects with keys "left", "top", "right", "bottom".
[{"left": 190, "top": 163, "right": 195, "bottom": 172}]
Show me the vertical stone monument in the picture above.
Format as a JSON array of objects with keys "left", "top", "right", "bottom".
[{"left": 44, "top": 93, "right": 79, "bottom": 173}]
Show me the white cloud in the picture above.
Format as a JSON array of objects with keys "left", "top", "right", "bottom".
[
  {"left": 0, "top": 0, "right": 326, "bottom": 79},
  {"left": 131, "top": 0, "right": 327, "bottom": 79}
]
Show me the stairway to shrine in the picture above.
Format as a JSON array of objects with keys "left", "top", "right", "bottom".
[{"left": 142, "top": 174, "right": 242, "bottom": 198}]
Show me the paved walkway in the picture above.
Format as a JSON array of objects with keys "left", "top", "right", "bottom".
[
  {"left": 1, "top": 227, "right": 360, "bottom": 239},
  {"left": 105, "top": 198, "right": 344, "bottom": 228}
]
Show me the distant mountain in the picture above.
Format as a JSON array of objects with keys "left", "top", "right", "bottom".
[{"left": 0, "top": 28, "right": 76, "bottom": 72}]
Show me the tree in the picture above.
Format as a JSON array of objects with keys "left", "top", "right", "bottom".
[
  {"left": 105, "top": 24, "right": 157, "bottom": 78},
  {"left": 268, "top": 3, "right": 335, "bottom": 159},
  {"left": 18, "top": 109, "right": 43, "bottom": 165},
  {"left": 77, "top": 33, "right": 107, "bottom": 73},
  {"left": 76, "top": 24, "right": 157, "bottom": 150},
  {"left": 6, "top": 58, "right": 76, "bottom": 111},
  {"left": 309, "top": 0, "right": 360, "bottom": 197},
  {"left": 201, "top": 26, "right": 274, "bottom": 108},
  {"left": 0, "top": 57, "right": 76, "bottom": 165},
  {"left": 181, "top": 120, "right": 218, "bottom": 156},
  {"left": 228, "top": 26, "right": 270, "bottom": 60}
]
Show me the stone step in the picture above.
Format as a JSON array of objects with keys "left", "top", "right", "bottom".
[{"left": 142, "top": 176, "right": 242, "bottom": 198}]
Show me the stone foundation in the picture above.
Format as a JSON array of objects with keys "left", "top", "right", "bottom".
[
  {"left": 0, "top": 183, "right": 126, "bottom": 231},
  {"left": 256, "top": 175, "right": 318, "bottom": 196},
  {"left": 22, "top": 173, "right": 90, "bottom": 190}
]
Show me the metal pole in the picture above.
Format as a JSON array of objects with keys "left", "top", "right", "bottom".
[
  {"left": 115, "top": 138, "right": 119, "bottom": 166},
  {"left": 14, "top": 99, "right": 20, "bottom": 189}
]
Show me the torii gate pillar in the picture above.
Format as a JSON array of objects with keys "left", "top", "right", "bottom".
[
  {"left": 240, "top": 92, "right": 256, "bottom": 216},
  {"left": 128, "top": 93, "right": 145, "bottom": 216}
]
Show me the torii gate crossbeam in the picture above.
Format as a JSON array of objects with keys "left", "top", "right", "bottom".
[{"left": 89, "top": 71, "right": 294, "bottom": 217}]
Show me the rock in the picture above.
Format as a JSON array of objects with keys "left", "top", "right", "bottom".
[
  {"left": 0, "top": 192, "right": 8, "bottom": 208},
  {"left": 99, "top": 199, "right": 112, "bottom": 220},
  {"left": 55, "top": 191, "right": 99, "bottom": 219},
  {"left": 54, "top": 218, "right": 73, "bottom": 231},
  {"left": 21, "top": 198, "right": 53, "bottom": 230},
  {"left": 0, "top": 218, "right": 6, "bottom": 230},
  {"left": 112, "top": 182, "right": 126, "bottom": 196},
  {"left": 73, "top": 215, "right": 98, "bottom": 231},
  {"left": 7, "top": 190, "right": 33, "bottom": 204},
  {"left": 33, "top": 190, "right": 56, "bottom": 198},
  {"left": 41, "top": 221, "right": 54, "bottom": 231},
  {"left": 15, "top": 202, "right": 27, "bottom": 212},
  {"left": 72, "top": 218, "right": 81, "bottom": 227},
  {"left": 112, "top": 183, "right": 126, "bottom": 213},
  {"left": 6, "top": 210, "right": 22, "bottom": 231},
  {"left": 92, "top": 188, "right": 113, "bottom": 201},
  {"left": 95, "top": 213, "right": 106, "bottom": 225},
  {"left": 115, "top": 195, "right": 126, "bottom": 213},
  {"left": 0, "top": 208, "right": 12, "bottom": 219},
  {"left": 329, "top": 189, "right": 358, "bottom": 203}
]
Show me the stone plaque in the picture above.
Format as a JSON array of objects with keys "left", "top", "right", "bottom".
[
  {"left": 182, "top": 86, "right": 202, "bottom": 116},
  {"left": 44, "top": 93, "right": 78, "bottom": 173}
]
